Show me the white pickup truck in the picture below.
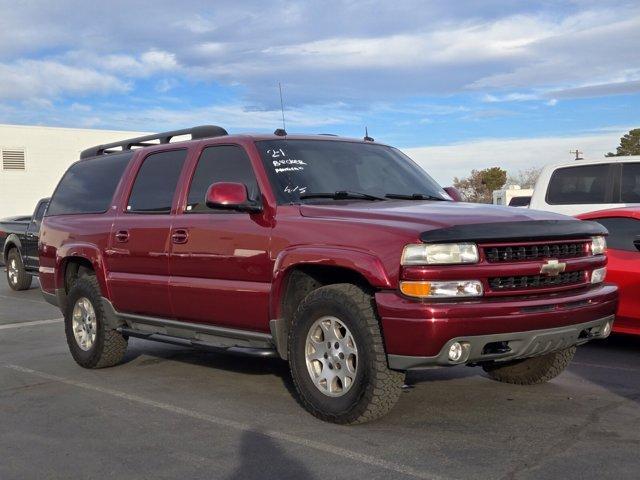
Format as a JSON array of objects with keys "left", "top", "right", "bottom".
[{"left": 529, "top": 156, "right": 640, "bottom": 216}]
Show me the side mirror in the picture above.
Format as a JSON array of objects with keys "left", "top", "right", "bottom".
[
  {"left": 205, "top": 182, "right": 262, "bottom": 213},
  {"left": 443, "top": 186, "right": 463, "bottom": 202},
  {"left": 634, "top": 237, "right": 640, "bottom": 252}
]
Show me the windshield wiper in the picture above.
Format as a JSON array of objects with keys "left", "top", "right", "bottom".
[
  {"left": 299, "top": 190, "right": 386, "bottom": 201},
  {"left": 385, "top": 193, "right": 448, "bottom": 201}
]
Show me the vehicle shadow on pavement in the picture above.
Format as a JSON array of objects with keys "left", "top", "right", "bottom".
[
  {"left": 571, "top": 333, "right": 640, "bottom": 405},
  {"left": 226, "top": 429, "right": 316, "bottom": 480}
]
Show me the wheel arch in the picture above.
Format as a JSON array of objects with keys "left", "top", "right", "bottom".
[
  {"left": 3, "top": 234, "right": 23, "bottom": 263},
  {"left": 56, "top": 243, "right": 109, "bottom": 298}
]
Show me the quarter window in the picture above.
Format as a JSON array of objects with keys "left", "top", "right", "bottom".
[
  {"left": 127, "top": 150, "right": 188, "bottom": 213},
  {"left": 591, "top": 217, "right": 639, "bottom": 252},
  {"left": 547, "top": 165, "right": 611, "bottom": 205},
  {"left": 186, "top": 145, "right": 259, "bottom": 213},
  {"left": 621, "top": 163, "right": 640, "bottom": 203}
]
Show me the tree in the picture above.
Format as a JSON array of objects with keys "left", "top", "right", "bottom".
[
  {"left": 507, "top": 167, "right": 542, "bottom": 189},
  {"left": 453, "top": 167, "right": 507, "bottom": 203},
  {"left": 606, "top": 128, "right": 640, "bottom": 157}
]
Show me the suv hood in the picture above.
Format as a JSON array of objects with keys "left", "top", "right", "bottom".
[{"left": 299, "top": 200, "right": 603, "bottom": 240}]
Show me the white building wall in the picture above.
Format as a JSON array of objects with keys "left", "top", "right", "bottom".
[{"left": 0, "top": 124, "right": 149, "bottom": 218}]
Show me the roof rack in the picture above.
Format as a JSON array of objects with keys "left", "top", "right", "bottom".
[{"left": 80, "top": 125, "right": 228, "bottom": 159}]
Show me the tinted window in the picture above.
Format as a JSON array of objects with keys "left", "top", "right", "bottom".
[
  {"left": 186, "top": 145, "right": 259, "bottom": 213},
  {"left": 257, "top": 140, "right": 447, "bottom": 204},
  {"left": 593, "top": 217, "right": 640, "bottom": 252},
  {"left": 127, "top": 150, "right": 188, "bottom": 213},
  {"left": 547, "top": 164, "right": 610, "bottom": 205},
  {"left": 621, "top": 163, "right": 640, "bottom": 203},
  {"left": 509, "top": 196, "right": 531, "bottom": 207},
  {"left": 33, "top": 200, "right": 48, "bottom": 221},
  {"left": 47, "top": 154, "right": 131, "bottom": 216}
]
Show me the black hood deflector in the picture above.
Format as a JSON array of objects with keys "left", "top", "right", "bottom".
[{"left": 420, "top": 220, "right": 607, "bottom": 243}]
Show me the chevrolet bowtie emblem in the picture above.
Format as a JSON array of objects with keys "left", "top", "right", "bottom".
[{"left": 540, "top": 259, "right": 567, "bottom": 277}]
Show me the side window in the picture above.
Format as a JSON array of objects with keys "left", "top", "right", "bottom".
[
  {"left": 47, "top": 153, "right": 132, "bottom": 216},
  {"left": 593, "top": 217, "right": 640, "bottom": 252},
  {"left": 186, "top": 145, "right": 259, "bottom": 213},
  {"left": 29, "top": 201, "right": 48, "bottom": 231},
  {"left": 621, "top": 163, "right": 640, "bottom": 203},
  {"left": 547, "top": 164, "right": 611, "bottom": 205},
  {"left": 127, "top": 150, "right": 188, "bottom": 214}
]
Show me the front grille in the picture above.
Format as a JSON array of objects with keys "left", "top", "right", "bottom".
[
  {"left": 484, "top": 242, "right": 587, "bottom": 263},
  {"left": 489, "top": 271, "right": 586, "bottom": 291}
]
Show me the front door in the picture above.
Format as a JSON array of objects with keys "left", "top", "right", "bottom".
[
  {"left": 24, "top": 199, "right": 48, "bottom": 270},
  {"left": 169, "top": 144, "right": 273, "bottom": 332},
  {"left": 105, "top": 149, "right": 188, "bottom": 317}
]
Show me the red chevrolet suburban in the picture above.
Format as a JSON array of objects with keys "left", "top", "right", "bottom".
[{"left": 40, "top": 125, "right": 618, "bottom": 424}]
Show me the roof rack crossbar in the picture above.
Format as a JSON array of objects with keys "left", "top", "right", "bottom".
[{"left": 80, "top": 125, "right": 228, "bottom": 159}]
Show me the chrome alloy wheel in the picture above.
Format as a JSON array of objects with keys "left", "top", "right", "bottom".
[
  {"left": 305, "top": 316, "right": 358, "bottom": 397},
  {"left": 72, "top": 297, "right": 97, "bottom": 351},
  {"left": 7, "top": 258, "right": 18, "bottom": 285}
]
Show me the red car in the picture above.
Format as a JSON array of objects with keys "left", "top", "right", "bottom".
[
  {"left": 578, "top": 207, "right": 640, "bottom": 335},
  {"left": 40, "top": 125, "right": 617, "bottom": 424}
]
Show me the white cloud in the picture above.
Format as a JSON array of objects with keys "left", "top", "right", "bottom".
[
  {"left": 403, "top": 129, "right": 629, "bottom": 185},
  {"left": 0, "top": 60, "right": 129, "bottom": 101}
]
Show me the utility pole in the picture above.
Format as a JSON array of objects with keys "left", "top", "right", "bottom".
[{"left": 570, "top": 149, "right": 583, "bottom": 160}]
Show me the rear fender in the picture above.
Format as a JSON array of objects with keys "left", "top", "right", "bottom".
[
  {"left": 270, "top": 246, "right": 391, "bottom": 319},
  {"left": 3, "top": 233, "right": 23, "bottom": 262},
  {"left": 56, "top": 243, "right": 109, "bottom": 297}
]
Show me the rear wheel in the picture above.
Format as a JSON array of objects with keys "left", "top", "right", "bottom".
[
  {"left": 288, "top": 284, "right": 404, "bottom": 424},
  {"left": 6, "top": 248, "right": 32, "bottom": 291},
  {"left": 482, "top": 346, "right": 576, "bottom": 385},
  {"left": 64, "top": 275, "right": 127, "bottom": 369}
]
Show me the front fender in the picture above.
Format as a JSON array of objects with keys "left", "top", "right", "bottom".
[
  {"left": 3, "top": 233, "right": 23, "bottom": 262},
  {"left": 270, "top": 246, "right": 392, "bottom": 319}
]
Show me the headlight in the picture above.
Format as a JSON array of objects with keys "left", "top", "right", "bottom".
[
  {"left": 591, "top": 236, "right": 606, "bottom": 255},
  {"left": 401, "top": 243, "right": 479, "bottom": 265},
  {"left": 400, "top": 280, "right": 483, "bottom": 298}
]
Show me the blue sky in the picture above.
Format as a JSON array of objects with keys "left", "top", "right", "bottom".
[{"left": 1, "top": 0, "right": 639, "bottom": 182}]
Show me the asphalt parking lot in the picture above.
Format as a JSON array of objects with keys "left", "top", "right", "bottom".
[{"left": 1, "top": 278, "right": 639, "bottom": 480}]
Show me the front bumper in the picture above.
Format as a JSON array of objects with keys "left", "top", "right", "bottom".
[
  {"left": 376, "top": 284, "right": 618, "bottom": 370},
  {"left": 388, "top": 315, "right": 614, "bottom": 370}
]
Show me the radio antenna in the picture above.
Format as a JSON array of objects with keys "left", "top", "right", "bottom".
[{"left": 278, "top": 82, "right": 287, "bottom": 133}]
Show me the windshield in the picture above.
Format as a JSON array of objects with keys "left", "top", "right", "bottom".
[{"left": 256, "top": 139, "right": 448, "bottom": 204}]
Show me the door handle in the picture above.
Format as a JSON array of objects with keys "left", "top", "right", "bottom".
[
  {"left": 115, "top": 230, "right": 130, "bottom": 243},
  {"left": 171, "top": 229, "right": 189, "bottom": 244}
]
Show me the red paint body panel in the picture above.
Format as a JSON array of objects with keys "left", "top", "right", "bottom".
[
  {"left": 578, "top": 207, "right": 640, "bottom": 335},
  {"left": 40, "top": 133, "right": 619, "bottom": 357}
]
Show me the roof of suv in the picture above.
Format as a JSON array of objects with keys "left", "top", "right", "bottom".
[
  {"left": 80, "top": 125, "right": 384, "bottom": 160},
  {"left": 542, "top": 155, "right": 640, "bottom": 172}
]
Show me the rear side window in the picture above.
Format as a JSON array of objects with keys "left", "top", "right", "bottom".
[
  {"left": 621, "top": 163, "right": 640, "bottom": 203},
  {"left": 508, "top": 196, "right": 531, "bottom": 207},
  {"left": 186, "top": 145, "right": 259, "bottom": 213},
  {"left": 127, "top": 149, "right": 188, "bottom": 213},
  {"left": 547, "top": 164, "right": 610, "bottom": 205},
  {"left": 47, "top": 154, "right": 131, "bottom": 216},
  {"left": 592, "top": 217, "right": 640, "bottom": 252}
]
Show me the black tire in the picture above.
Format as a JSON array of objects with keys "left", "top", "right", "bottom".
[
  {"left": 6, "top": 248, "right": 32, "bottom": 291},
  {"left": 482, "top": 346, "right": 576, "bottom": 385},
  {"left": 288, "top": 284, "right": 404, "bottom": 424},
  {"left": 64, "top": 275, "right": 127, "bottom": 369}
]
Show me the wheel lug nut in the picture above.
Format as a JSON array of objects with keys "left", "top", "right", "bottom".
[
  {"left": 334, "top": 342, "right": 339, "bottom": 349},
  {"left": 328, "top": 363, "right": 333, "bottom": 369},
  {"left": 323, "top": 353, "right": 328, "bottom": 359},
  {"left": 327, "top": 342, "right": 331, "bottom": 349},
  {"left": 336, "top": 363, "right": 341, "bottom": 369},
  {"left": 339, "top": 353, "right": 344, "bottom": 359}
]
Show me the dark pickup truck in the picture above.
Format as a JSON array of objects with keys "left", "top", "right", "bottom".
[{"left": 2, "top": 197, "right": 49, "bottom": 290}]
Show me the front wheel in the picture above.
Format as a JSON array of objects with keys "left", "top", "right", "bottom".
[
  {"left": 288, "top": 284, "right": 404, "bottom": 424},
  {"left": 6, "top": 248, "right": 32, "bottom": 291},
  {"left": 482, "top": 346, "right": 576, "bottom": 385},
  {"left": 64, "top": 276, "right": 128, "bottom": 369}
]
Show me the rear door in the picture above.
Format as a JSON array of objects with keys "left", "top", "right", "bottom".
[
  {"left": 24, "top": 199, "right": 48, "bottom": 270},
  {"left": 168, "top": 144, "right": 273, "bottom": 331},
  {"left": 106, "top": 149, "right": 189, "bottom": 317}
]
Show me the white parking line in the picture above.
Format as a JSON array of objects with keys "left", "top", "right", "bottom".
[
  {"left": 6, "top": 364, "right": 449, "bottom": 480},
  {"left": 0, "top": 318, "right": 63, "bottom": 330}
]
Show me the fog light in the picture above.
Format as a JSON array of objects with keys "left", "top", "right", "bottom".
[
  {"left": 591, "top": 267, "right": 607, "bottom": 284},
  {"left": 602, "top": 320, "right": 612, "bottom": 337},
  {"left": 447, "top": 341, "right": 471, "bottom": 363}
]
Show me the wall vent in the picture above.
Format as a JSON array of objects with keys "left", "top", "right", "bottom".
[{"left": 2, "top": 149, "right": 26, "bottom": 170}]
